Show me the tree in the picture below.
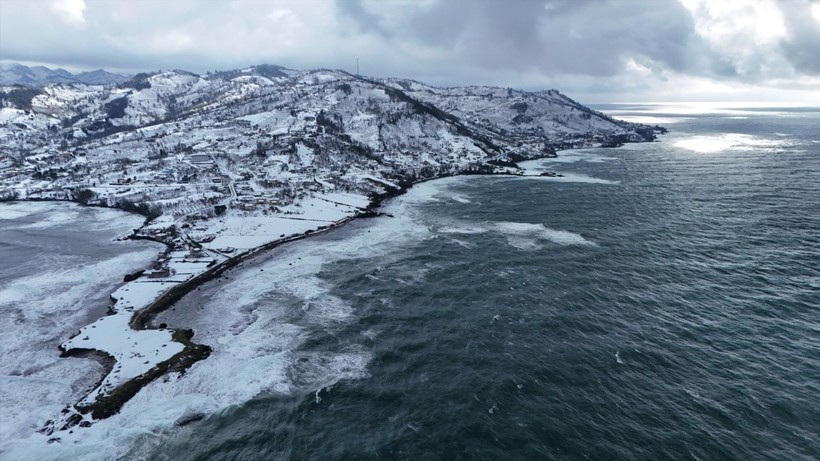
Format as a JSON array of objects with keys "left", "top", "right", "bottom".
[{"left": 73, "top": 188, "right": 96, "bottom": 205}]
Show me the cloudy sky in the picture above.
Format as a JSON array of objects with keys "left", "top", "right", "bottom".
[{"left": 1, "top": 0, "right": 819, "bottom": 103}]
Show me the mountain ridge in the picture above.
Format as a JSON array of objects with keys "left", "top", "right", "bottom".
[{"left": 0, "top": 63, "right": 130, "bottom": 86}]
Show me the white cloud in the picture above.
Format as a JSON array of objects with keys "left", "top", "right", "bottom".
[
  {"left": 624, "top": 58, "right": 654, "bottom": 77},
  {"left": 679, "top": 0, "right": 789, "bottom": 76},
  {"left": 148, "top": 30, "right": 195, "bottom": 54},
  {"left": 50, "top": 0, "right": 86, "bottom": 27},
  {"left": 812, "top": 3, "right": 820, "bottom": 24},
  {"left": 680, "top": 0, "right": 787, "bottom": 47}
]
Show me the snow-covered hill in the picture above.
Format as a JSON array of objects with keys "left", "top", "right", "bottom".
[{"left": 0, "top": 64, "right": 664, "bottom": 225}]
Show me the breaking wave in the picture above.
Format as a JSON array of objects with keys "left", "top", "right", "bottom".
[{"left": 494, "top": 222, "right": 597, "bottom": 249}]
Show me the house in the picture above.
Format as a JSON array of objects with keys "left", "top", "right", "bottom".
[
  {"left": 147, "top": 268, "right": 171, "bottom": 279},
  {"left": 189, "top": 154, "right": 213, "bottom": 164}
]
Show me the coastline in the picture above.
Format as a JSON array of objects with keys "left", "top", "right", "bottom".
[{"left": 26, "top": 143, "right": 647, "bottom": 433}]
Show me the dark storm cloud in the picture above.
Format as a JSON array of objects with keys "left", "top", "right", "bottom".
[{"left": 337, "top": 0, "right": 727, "bottom": 78}]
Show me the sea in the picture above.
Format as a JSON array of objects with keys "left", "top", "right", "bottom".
[{"left": 0, "top": 103, "right": 817, "bottom": 461}]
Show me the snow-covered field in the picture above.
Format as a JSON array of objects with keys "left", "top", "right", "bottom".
[{"left": 193, "top": 192, "right": 369, "bottom": 251}]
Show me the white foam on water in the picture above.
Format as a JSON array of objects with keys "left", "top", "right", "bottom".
[
  {"left": 395, "top": 176, "right": 478, "bottom": 208},
  {"left": 361, "top": 329, "right": 379, "bottom": 341},
  {"left": 438, "top": 225, "right": 489, "bottom": 235},
  {"left": 299, "top": 291, "right": 354, "bottom": 325},
  {"left": 392, "top": 266, "right": 433, "bottom": 286},
  {"left": 14, "top": 210, "right": 87, "bottom": 230},
  {"left": 0, "top": 206, "right": 163, "bottom": 460},
  {"left": 1, "top": 202, "right": 146, "bottom": 233},
  {"left": 504, "top": 236, "right": 540, "bottom": 251},
  {"left": 0, "top": 204, "right": 41, "bottom": 220},
  {"left": 0, "top": 247, "right": 162, "bottom": 362},
  {"left": 517, "top": 157, "right": 619, "bottom": 185},
  {"left": 494, "top": 222, "right": 597, "bottom": 250},
  {"left": 450, "top": 238, "right": 473, "bottom": 249},
  {"left": 540, "top": 173, "right": 619, "bottom": 184}
]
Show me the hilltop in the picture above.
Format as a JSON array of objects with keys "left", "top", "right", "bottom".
[{"left": 0, "top": 63, "right": 129, "bottom": 86}]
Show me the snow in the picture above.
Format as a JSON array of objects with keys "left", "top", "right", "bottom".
[
  {"left": 0, "top": 107, "right": 24, "bottom": 122},
  {"left": 57, "top": 248, "right": 223, "bottom": 413},
  {"left": 318, "top": 192, "right": 371, "bottom": 209},
  {"left": 295, "top": 142, "right": 315, "bottom": 166},
  {"left": 62, "top": 315, "right": 185, "bottom": 406},
  {"left": 38, "top": 192, "right": 368, "bottom": 424},
  {"left": 195, "top": 193, "right": 368, "bottom": 251}
]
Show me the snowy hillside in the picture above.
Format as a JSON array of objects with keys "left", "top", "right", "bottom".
[{"left": 1, "top": 64, "right": 663, "bottom": 223}]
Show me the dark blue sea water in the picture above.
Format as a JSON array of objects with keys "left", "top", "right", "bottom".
[{"left": 135, "top": 104, "right": 820, "bottom": 461}]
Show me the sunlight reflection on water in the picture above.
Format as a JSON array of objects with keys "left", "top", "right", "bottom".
[{"left": 673, "top": 133, "right": 784, "bottom": 153}]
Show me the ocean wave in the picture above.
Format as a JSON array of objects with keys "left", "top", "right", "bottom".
[
  {"left": 494, "top": 222, "right": 597, "bottom": 249},
  {"left": 438, "top": 225, "right": 489, "bottom": 235}
]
